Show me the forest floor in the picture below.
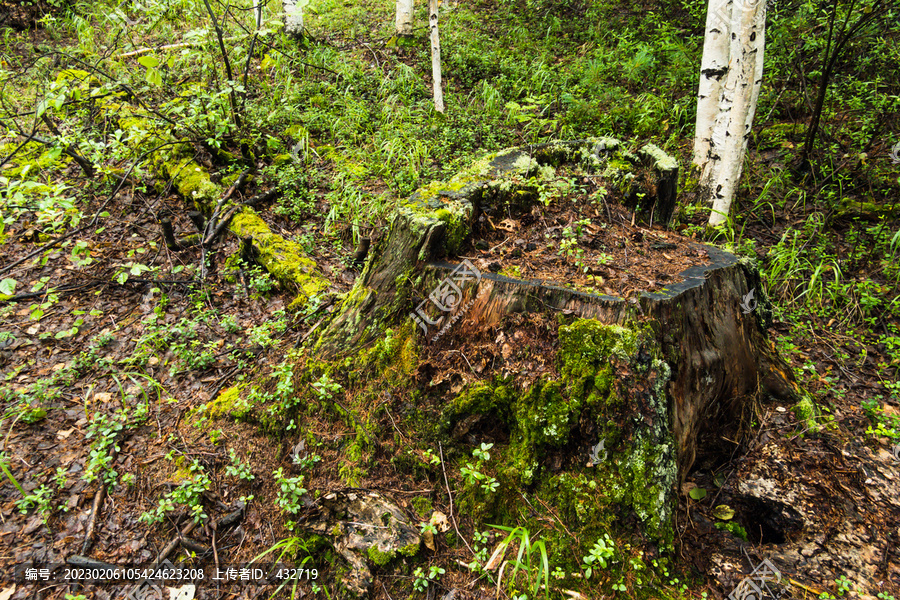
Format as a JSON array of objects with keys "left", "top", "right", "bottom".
[{"left": 1, "top": 0, "right": 899, "bottom": 599}]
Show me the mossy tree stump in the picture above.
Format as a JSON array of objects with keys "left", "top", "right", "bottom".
[{"left": 314, "top": 139, "right": 799, "bottom": 549}]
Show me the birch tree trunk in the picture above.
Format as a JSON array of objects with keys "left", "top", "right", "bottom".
[
  {"left": 693, "top": 0, "right": 731, "bottom": 167},
  {"left": 396, "top": 0, "right": 413, "bottom": 35},
  {"left": 693, "top": 0, "right": 767, "bottom": 227},
  {"left": 428, "top": 0, "right": 445, "bottom": 113},
  {"left": 283, "top": 0, "right": 305, "bottom": 38}
]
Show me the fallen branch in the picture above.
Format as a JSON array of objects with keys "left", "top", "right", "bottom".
[
  {"left": 81, "top": 442, "right": 119, "bottom": 554},
  {"left": 117, "top": 35, "right": 249, "bottom": 59},
  {"left": 438, "top": 442, "right": 476, "bottom": 558},
  {"left": 40, "top": 115, "right": 95, "bottom": 177},
  {"left": 242, "top": 186, "right": 280, "bottom": 207}
]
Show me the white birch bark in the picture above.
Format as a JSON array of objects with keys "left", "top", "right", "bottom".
[
  {"left": 283, "top": 0, "right": 306, "bottom": 37},
  {"left": 693, "top": 0, "right": 731, "bottom": 167},
  {"left": 693, "top": 0, "right": 766, "bottom": 227},
  {"left": 428, "top": 0, "right": 445, "bottom": 113},
  {"left": 396, "top": 0, "right": 414, "bottom": 35}
]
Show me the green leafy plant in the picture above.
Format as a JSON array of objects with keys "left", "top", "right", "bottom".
[
  {"left": 581, "top": 533, "right": 615, "bottom": 579},
  {"left": 82, "top": 412, "right": 124, "bottom": 486},
  {"left": 835, "top": 575, "right": 852, "bottom": 596},
  {"left": 225, "top": 449, "right": 255, "bottom": 481},
  {"left": 16, "top": 484, "right": 54, "bottom": 518},
  {"left": 312, "top": 373, "right": 343, "bottom": 401},
  {"left": 273, "top": 467, "right": 307, "bottom": 514},
  {"left": 54, "top": 467, "right": 68, "bottom": 489},
  {"left": 460, "top": 442, "right": 499, "bottom": 494},
  {"left": 412, "top": 565, "right": 445, "bottom": 594},
  {"left": 139, "top": 459, "right": 210, "bottom": 525}
]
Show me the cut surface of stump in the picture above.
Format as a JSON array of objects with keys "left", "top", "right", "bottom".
[{"left": 314, "top": 138, "right": 799, "bottom": 549}]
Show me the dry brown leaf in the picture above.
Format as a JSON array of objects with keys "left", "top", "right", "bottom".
[
  {"left": 429, "top": 510, "right": 450, "bottom": 533},
  {"left": 423, "top": 529, "right": 435, "bottom": 551},
  {"left": 484, "top": 541, "right": 509, "bottom": 571}
]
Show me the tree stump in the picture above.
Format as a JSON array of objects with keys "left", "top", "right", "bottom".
[{"left": 314, "top": 139, "right": 799, "bottom": 548}]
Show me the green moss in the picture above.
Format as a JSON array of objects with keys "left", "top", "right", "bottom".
[
  {"left": 354, "top": 324, "right": 419, "bottom": 387},
  {"left": 411, "top": 496, "right": 433, "bottom": 516},
  {"left": 639, "top": 143, "right": 677, "bottom": 171},
  {"left": 792, "top": 395, "right": 819, "bottom": 432},
  {"left": 0, "top": 141, "right": 72, "bottom": 178},
  {"left": 203, "top": 384, "right": 253, "bottom": 420},
  {"left": 171, "top": 455, "right": 191, "bottom": 482},
  {"left": 366, "top": 545, "right": 395, "bottom": 566},
  {"left": 715, "top": 520, "right": 749, "bottom": 540},
  {"left": 398, "top": 542, "right": 420, "bottom": 557},
  {"left": 443, "top": 319, "right": 676, "bottom": 551},
  {"left": 231, "top": 209, "right": 330, "bottom": 302},
  {"left": 162, "top": 157, "right": 220, "bottom": 207},
  {"left": 559, "top": 320, "right": 640, "bottom": 379}
]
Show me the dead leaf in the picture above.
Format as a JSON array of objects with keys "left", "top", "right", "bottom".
[
  {"left": 423, "top": 529, "right": 435, "bottom": 551},
  {"left": 429, "top": 510, "right": 450, "bottom": 533},
  {"left": 681, "top": 482, "right": 698, "bottom": 497},
  {"left": 484, "top": 541, "right": 509, "bottom": 571},
  {"left": 0, "top": 585, "right": 16, "bottom": 600},
  {"left": 497, "top": 218, "right": 519, "bottom": 232},
  {"left": 93, "top": 392, "right": 113, "bottom": 403},
  {"left": 57, "top": 427, "right": 75, "bottom": 440}
]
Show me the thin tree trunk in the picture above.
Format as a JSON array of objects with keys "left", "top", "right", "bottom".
[
  {"left": 428, "top": 0, "right": 445, "bottom": 113},
  {"left": 396, "top": 0, "right": 413, "bottom": 35},
  {"left": 798, "top": 0, "right": 885, "bottom": 168},
  {"left": 283, "top": 0, "right": 304, "bottom": 37},
  {"left": 201, "top": 0, "right": 242, "bottom": 129},
  {"left": 695, "top": 0, "right": 766, "bottom": 227},
  {"left": 693, "top": 0, "right": 731, "bottom": 167}
]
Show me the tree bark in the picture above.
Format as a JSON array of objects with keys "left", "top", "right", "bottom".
[
  {"left": 283, "top": 0, "right": 305, "bottom": 37},
  {"left": 693, "top": 0, "right": 731, "bottom": 167},
  {"left": 396, "top": 0, "right": 413, "bottom": 35},
  {"left": 428, "top": 0, "right": 445, "bottom": 113},
  {"left": 693, "top": 0, "right": 766, "bottom": 227}
]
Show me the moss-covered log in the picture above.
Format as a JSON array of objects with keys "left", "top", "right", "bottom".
[
  {"left": 52, "top": 71, "right": 331, "bottom": 303},
  {"left": 155, "top": 156, "right": 330, "bottom": 302}
]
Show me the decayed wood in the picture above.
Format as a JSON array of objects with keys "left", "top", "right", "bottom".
[
  {"left": 416, "top": 248, "right": 797, "bottom": 479},
  {"left": 316, "top": 140, "right": 796, "bottom": 482}
]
